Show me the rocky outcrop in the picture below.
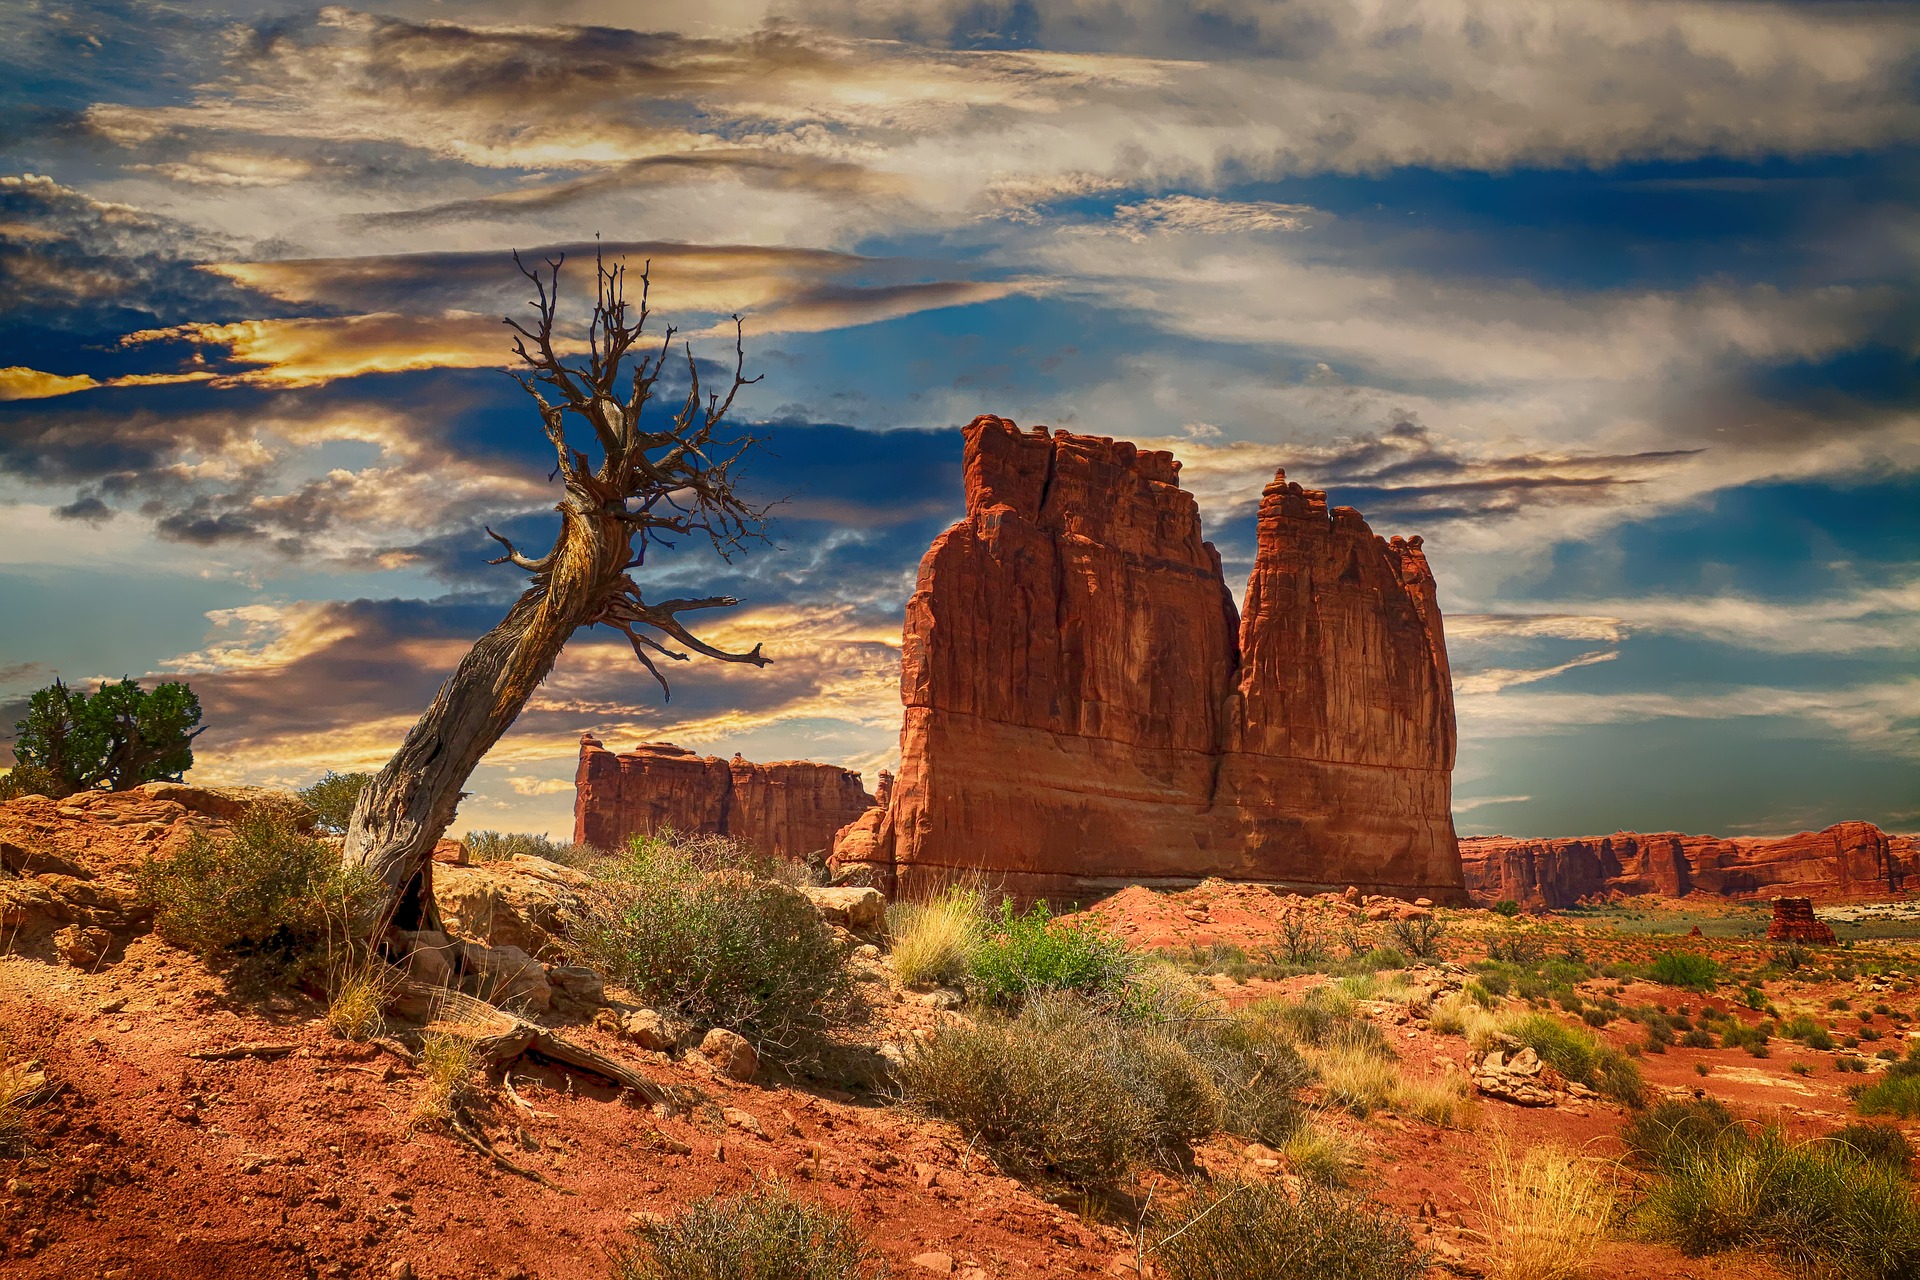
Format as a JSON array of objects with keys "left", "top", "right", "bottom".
[
  {"left": 1460, "top": 822, "right": 1916, "bottom": 909},
  {"left": 831, "top": 414, "right": 1464, "bottom": 903},
  {"left": 1768, "top": 897, "right": 1837, "bottom": 945},
  {"left": 573, "top": 737, "right": 875, "bottom": 862}
]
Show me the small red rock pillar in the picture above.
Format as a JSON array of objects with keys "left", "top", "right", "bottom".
[{"left": 1767, "top": 897, "right": 1836, "bottom": 945}]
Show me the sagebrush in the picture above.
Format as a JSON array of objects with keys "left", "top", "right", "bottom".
[
  {"left": 1152, "top": 1179, "right": 1428, "bottom": 1280},
  {"left": 612, "top": 1182, "right": 884, "bottom": 1280}
]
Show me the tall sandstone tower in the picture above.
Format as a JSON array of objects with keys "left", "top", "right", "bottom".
[{"left": 831, "top": 415, "right": 1466, "bottom": 903}]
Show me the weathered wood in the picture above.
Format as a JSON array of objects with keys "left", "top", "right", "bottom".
[{"left": 341, "top": 248, "right": 770, "bottom": 934}]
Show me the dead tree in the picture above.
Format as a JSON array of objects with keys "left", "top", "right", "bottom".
[{"left": 343, "top": 248, "right": 770, "bottom": 934}]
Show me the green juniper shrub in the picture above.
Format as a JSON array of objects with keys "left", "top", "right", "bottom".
[
  {"left": 1831, "top": 997, "right": 1853, "bottom": 1011},
  {"left": 563, "top": 833, "right": 853, "bottom": 1061},
  {"left": 1742, "top": 986, "right": 1768, "bottom": 1011},
  {"left": 1151, "top": 1178, "right": 1429, "bottom": 1280},
  {"left": 1504, "top": 1011, "right": 1644, "bottom": 1106},
  {"left": 967, "top": 900, "right": 1135, "bottom": 1011},
  {"left": 1832, "top": 1122, "right": 1915, "bottom": 1176},
  {"left": 1648, "top": 950, "right": 1721, "bottom": 991},
  {"left": 136, "top": 800, "right": 379, "bottom": 989},
  {"left": 1342, "top": 946, "right": 1411, "bottom": 974},
  {"left": 611, "top": 1181, "right": 884, "bottom": 1280},
  {"left": 11, "top": 676, "right": 202, "bottom": 797},
  {"left": 1638, "top": 1124, "right": 1920, "bottom": 1280},
  {"left": 0, "top": 764, "right": 59, "bottom": 802},
  {"left": 1492, "top": 899, "right": 1521, "bottom": 918},
  {"left": 297, "top": 770, "right": 372, "bottom": 835}
]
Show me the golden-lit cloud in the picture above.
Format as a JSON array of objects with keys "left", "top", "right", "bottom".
[
  {"left": 0, "top": 367, "right": 100, "bottom": 400},
  {"left": 119, "top": 311, "right": 560, "bottom": 388}
]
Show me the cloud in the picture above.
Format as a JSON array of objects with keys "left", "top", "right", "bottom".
[
  {"left": 1111, "top": 195, "right": 1318, "bottom": 240},
  {"left": 0, "top": 367, "right": 100, "bottom": 400},
  {"left": 1448, "top": 614, "right": 1628, "bottom": 644},
  {"left": 119, "top": 312, "right": 558, "bottom": 388},
  {"left": 1452, "top": 648, "right": 1620, "bottom": 697},
  {"left": 1452, "top": 794, "right": 1531, "bottom": 812}
]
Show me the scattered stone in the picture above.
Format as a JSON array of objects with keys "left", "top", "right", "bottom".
[
  {"left": 920, "top": 988, "right": 963, "bottom": 1011},
  {"left": 801, "top": 886, "right": 887, "bottom": 933},
  {"left": 546, "top": 965, "right": 607, "bottom": 1009},
  {"left": 700, "top": 1028, "right": 758, "bottom": 1082},
  {"left": 388, "top": 1262, "right": 415, "bottom": 1280},
  {"left": 618, "top": 1009, "right": 676, "bottom": 1052},
  {"left": 54, "top": 924, "right": 112, "bottom": 968},
  {"left": 1471, "top": 1046, "right": 1557, "bottom": 1107},
  {"left": 722, "top": 1107, "right": 768, "bottom": 1139}
]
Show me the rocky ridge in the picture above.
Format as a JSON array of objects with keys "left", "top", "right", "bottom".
[{"left": 1460, "top": 822, "right": 1917, "bottom": 909}]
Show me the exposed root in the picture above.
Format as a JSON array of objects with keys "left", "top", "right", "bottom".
[{"left": 449, "top": 1109, "right": 575, "bottom": 1194}]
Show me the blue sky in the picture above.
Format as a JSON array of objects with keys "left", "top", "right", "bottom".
[{"left": 1, "top": 0, "right": 1915, "bottom": 840}]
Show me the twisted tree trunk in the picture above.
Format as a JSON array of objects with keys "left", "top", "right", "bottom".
[{"left": 343, "top": 249, "right": 768, "bottom": 933}]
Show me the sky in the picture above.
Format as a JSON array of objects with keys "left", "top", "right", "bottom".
[{"left": 1, "top": 0, "right": 1916, "bottom": 842}]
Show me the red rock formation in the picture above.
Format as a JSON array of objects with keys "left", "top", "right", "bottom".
[
  {"left": 1767, "top": 897, "right": 1837, "bottom": 945},
  {"left": 574, "top": 736, "right": 874, "bottom": 861},
  {"left": 831, "top": 414, "right": 1464, "bottom": 902},
  {"left": 1460, "top": 821, "right": 1915, "bottom": 909}
]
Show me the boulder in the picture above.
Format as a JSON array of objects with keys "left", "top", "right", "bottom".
[
  {"left": 54, "top": 924, "right": 112, "bottom": 968},
  {"left": 434, "top": 854, "right": 589, "bottom": 957},
  {"left": 700, "top": 1028, "right": 758, "bottom": 1081},
  {"left": 1471, "top": 1046, "right": 1558, "bottom": 1107},
  {"left": 457, "top": 942, "right": 551, "bottom": 1015},
  {"left": 800, "top": 886, "right": 886, "bottom": 933},
  {"left": 830, "top": 415, "right": 1464, "bottom": 903}
]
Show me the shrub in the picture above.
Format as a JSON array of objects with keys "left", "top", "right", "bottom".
[
  {"left": 10, "top": 676, "right": 201, "bottom": 796},
  {"left": 136, "top": 802, "right": 378, "bottom": 986},
  {"left": 1503, "top": 1012, "right": 1644, "bottom": 1106},
  {"left": 1394, "top": 1072, "right": 1473, "bottom": 1128},
  {"left": 1151, "top": 1179, "right": 1428, "bottom": 1280},
  {"left": 564, "top": 836, "right": 853, "bottom": 1060},
  {"left": 298, "top": 770, "right": 372, "bottom": 834},
  {"left": 1720, "top": 1020, "right": 1772, "bottom": 1056},
  {"left": 1486, "top": 933, "right": 1545, "bottom": 965},
  {"left": 1621, "top": 1097, "right": 1741, "bottom": 1171},
  {"left": 887, "top": 885, "right": 984, "bottom": 988},
  {"left": 1832, "top": 1123, "right": 1914, "bottom": 1176},
  {"left": 1316, "top": 1044, "right": 1402, "bottom": 1117},
  {"left": 1649, "top": 950, "right": 1720, "bottom": 991},
  {"left": 612, "top": 1182, "right": 883, "bottom": 1280},
  {"left": 901, "top": 997, "right": 1201, "bottom": 1185},
  {"left": 1386, "top": 915, "right": 1447, "bottom": 961},
  {"left": 1638, "top": 1125, "right": 1920, "bottom": 1279},
  {"left": 1255, "top": 987, "right": 1392, "bottom": 1057},
  {"left": 1493, "top": 900, "right": 1522, "bottom": 918},
  {"left": 968, "top": 901, "right": 1133, "bottom": 1011},
  {"left": 1483, "top": 1140, "right": 1616, "bottom": 1280},
  {"left": 1284, "top": 1118, "right": 1358, "bottom": 1185},
  {"left": 1279, "top": 914, "right": 1329, "bottom": 965},
  {"left": 1680, "top": 1027, "right": 1716, "bottom": 1049},
  {"left": 1189, "top": 1007, "right": 1313, "bottom": 1145},
  {"left": 1856, "top": 1074, "right": 1920, "bottom": 1121},
  {"left": 465, "top": 828, "right": 602, "bottom": 868},
  {"left": 0, "top": 765, "right": 59, "bottom": 802}
]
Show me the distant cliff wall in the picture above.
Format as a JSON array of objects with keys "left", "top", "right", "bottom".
[
  {"left": 1459, "top": 822, "right": 1917, "bottom": 908},
  {"left": 573, "top": 736, "right": 875, "bottom": 862}
]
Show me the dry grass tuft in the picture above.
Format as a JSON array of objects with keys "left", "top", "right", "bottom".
[
  {"left": 325, "top": 957, "right": 402, "bottom": 1042},
  {"left": 0, "top": 1053, "right": 35, "bottom": 1156},
  {"left": 1283, "top": 1116, "right": 1359, "bottom": 1185},
  {"left": 887, "top": 885, "right": 983, "bottom": 988},
  {"left": 1395, "top": 1070, "right": 1475, "bottom": 1128},
  {"left": 1312, "top": 1044, "right": 1401, "bottom": 1117},
  {"left": 1482, "top": 1136, "right": 1617, "bottom": 1280},
  {"left": 411, "top": 1031, "right": 480, "bottom": 1130}
]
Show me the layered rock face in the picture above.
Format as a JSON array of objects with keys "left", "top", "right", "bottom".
[
  {"left": 832, "top": 414, "right": 1464, "bottom": 902},
  {"left": 1460, "top": 821, "right": 1915, "bottom": 909},
  {"left": 573, "top": 736, "right": 875, "bottom": 861},
  {"left": 1768, "top": 898, "right": 1837, "bottom": 945}
]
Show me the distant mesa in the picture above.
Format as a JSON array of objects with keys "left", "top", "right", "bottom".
[
  {"left": 1461, "top": 822, "right": 1918, "bottom": 910},
  {"left": 829, "top": 413, "right": 1466, "bottom": 903},
  {"left": 573, "top": 736, "right": 875, "bottom": 864}
]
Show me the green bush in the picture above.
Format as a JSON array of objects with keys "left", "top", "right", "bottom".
[
  {"left": 1622, "top": 1097, "right": 1742, "bottom": 1171},
  {"left": 1833, "top": 1123, "right": 1915, "bottom": 1176},
  {"left": 1856, "top": 1074, "right": 1920, "bottom": 1121},
  {"left": 298, "top": 770, "right": 372, "bottom": 834},
  {"left": 1152, "top": 1179, "right": 1428, "bottom": 1280},
  {"left": 11, "top": 676, "right": 202, "bottom": 796},
  {"left": 0, "top": 765, "right": 59, "bottom": 802},
  {"left": 1492, "top": 899, "right": 1522, "bottom": 918},
  {"left": 1254, "top": 988, "right": 1391, "bottom": 1057},
  {"left": 1639, "top": 1125, "right": 1920, "bottom": 1279},
  {"left": 564, "top": 835, "right": 852, "bottom": 1060},
  {"left": 612, "top": 1182, "right": 883, "bottom": 1280},
  {"left": 1721, "top": 1020, "right": 1772, "bottom": 1056},
  {"left": 1485, "top": 933, "right": 1545, "bottom": 965},
  {"left": 135, "top": 802, "right": 378, "bottom": 987},
  {"left": 1504, "top": 1012, "right": 1644, "bottom": 1106},
  {"left": 968, "top": 900, "right": 1134, "bottom": 1011},
  {"left": 901, "top": 995, "right": 1216, "bottom": 1185},
  {"left": 1649, "top": 950, "right": 1721, "bottom": 991}
]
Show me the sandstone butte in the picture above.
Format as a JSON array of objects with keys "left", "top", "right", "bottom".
[
  {"left": 1460, "top": 822, "right": 1920, "bottom": 910},
  {"left": 830, "top": 414, "right": 1467, "bottom": 903},
  {"left": 573, "top": 736, "right": 874, "bottom": 862}
]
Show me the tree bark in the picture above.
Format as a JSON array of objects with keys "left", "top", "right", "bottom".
[{"left": 341, "top": 248, "right": 768, "bottom": 935}]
